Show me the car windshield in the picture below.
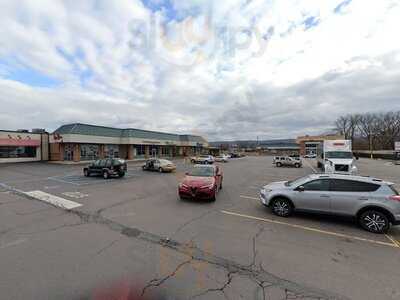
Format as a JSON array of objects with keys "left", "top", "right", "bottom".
[
  {"left": 188, "top": 167, "right": 214, "bottom": 177},
  {"left": 325, "top": 151, "right": 353, "bottom": 159},
  {"left": 113, "top": 159, "right": 125, "bottom": 164},
  {"left": 285, "top": 175, "right": 309, "bottom": 187}
]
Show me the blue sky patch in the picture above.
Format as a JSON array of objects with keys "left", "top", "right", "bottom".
[
  {"left": 334, "top": 0, "right": 352, "bottom": 14},
  {"left": 304, "top": 16, "right": 320, "bottom": 30},
  {"left": 56, "top": 47, "right": 93, "bottom": 87},
  {"left": 141, "top": 0, "right": 178, "bottom": 21},
  {"left": 0, "top": 59, "right": 60, "bottom": 88},
  {"left": 141, "top": 0, "right": 204, "bottom": 21}
]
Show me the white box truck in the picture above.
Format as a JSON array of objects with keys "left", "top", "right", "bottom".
[{"left": 317, "top": 140, "right": 357, "bottom": 174}]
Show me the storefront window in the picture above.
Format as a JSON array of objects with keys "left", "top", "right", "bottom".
[
  {"left": 80, "top": 144, "right": 99, "bottom": 161},
  {"left": 0, "top": 146, "right": 37, "bottom": 158},
  {"left": 104, "top": 145, "right": 119, "bottom": 158},
  {"left": 161, "top": 146, "right": 171, "bottom": 157},
  {"left": 150, "top": 146, "right": 159, "bottom": 157},
  {"left": 134, "top": 145, "right": 146, "bottom": 158}
]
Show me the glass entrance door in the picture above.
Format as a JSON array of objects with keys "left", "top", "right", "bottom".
[{"left": 64, "top": 144, "right": 74, "bottom": 161}]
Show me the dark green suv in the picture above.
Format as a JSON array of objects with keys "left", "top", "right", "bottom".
[{"left": 83, "top": 158, "right": 127, "bottom": 179}]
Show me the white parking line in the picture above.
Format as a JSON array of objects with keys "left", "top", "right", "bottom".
[
  {"left": 240, "top": 195, "right": 259, "bottom": 200},
  {"left": 48, "top": 176, "right": 81, "bottom": 186},
  {"left": 303, "top": 159, "right": 317, "bottom": 173},
  {"left": 25, "top": 190, "right": 82, "bottom": 210},
  {"left": 221, "top": 210, "right": 398, "bottom": 248},
  {"left": 0, "top": 238, "right": 27, "bottom": 250}
]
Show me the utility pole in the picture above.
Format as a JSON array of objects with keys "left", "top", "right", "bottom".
[{"left": 369, "top": 135, "right": 373, "bottom": 159}]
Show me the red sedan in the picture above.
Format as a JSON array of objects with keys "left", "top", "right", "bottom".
[{"left": 178, "top": 165, "right": 223, "bottom": 201}]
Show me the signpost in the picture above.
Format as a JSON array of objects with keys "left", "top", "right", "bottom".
[
  {"left": 395, "top": 142, "right": 400, "bottom": 165},
  {"left": 395, "top": 142, "right": 400, "bottom": 151}
]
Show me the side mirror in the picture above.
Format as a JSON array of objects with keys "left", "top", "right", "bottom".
[{"left": 296, "top": 186, "right": 305, "bottom": 192}]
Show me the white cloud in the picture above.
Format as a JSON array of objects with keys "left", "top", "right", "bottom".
[{"left": 0, "top": 0, "right": 399, "bottom": 140}]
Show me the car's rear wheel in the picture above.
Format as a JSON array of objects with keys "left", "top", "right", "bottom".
[
  {"left": 271, "top": 198, "right": 293, "bottom": 217},
  {"left": 219, "top": 181, "right": 223, "bottom": 190},
  {"left": 191, "top": 159, "right": 195, "bottom": 163},
  {"left": 295, "top": 163, "right": 300, "bottom": 168},
  {"left": 159, "top": 167, "right": 163, "bottom": 173},
  {"left": 118, "top": 172, "right": 125, "bottom": 178},
  {"left": 276, "top": 162, "right": 282, "bottom": 167},
  {"left": 359, "top": 210, "right": 390, "bottom": 234},
  {"left": 103, "top": 170, "right": 109, "bottom": 179},
  {"left": 84, "top": 169, "right": 90, "bottom": 177}
]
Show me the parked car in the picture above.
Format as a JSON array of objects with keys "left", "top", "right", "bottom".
[
  {"left": 229, "top": 153, "right": 240, "bottom": 158},
  {"left": 273, "top": 156, "right": 302, "bottom": 168},
  {"left": 142, "top": 159, "right": 176, "bottom": 173},
  {"left": 215, "top": 154, "right": 229, "bottom": 163},
  {"left": 178, "top": 165, "right": 223, "bottom": 201},
  {"left": 304, "top": 153, "right": 317, "bottom": 158},
  {"left": 83, "top": 158, "right": 127, "bottom": 179},
  {"left": 260, "top": 173, "right": 400, "bottom": 233},
  {"left": 191, "top": 155, "right": 214, "bottom": 164}
]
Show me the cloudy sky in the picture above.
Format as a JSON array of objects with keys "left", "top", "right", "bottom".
[{"left": 0, "top": 0, "right": 399, "bottom": 141}]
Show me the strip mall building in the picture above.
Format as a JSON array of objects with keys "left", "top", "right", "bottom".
[
  {"left": 49, "top": 123, "right": 208, "bottom": 162},
  {"left": 0, "top": 123, "right": 208, "bottom": 163},
  {"left": 0, "top": 129, "right": 49, "bottom": 163}
]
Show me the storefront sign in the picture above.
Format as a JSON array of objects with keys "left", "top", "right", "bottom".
[
  {"left": 0, "top": 135, "right": 40, "bottom": 146},
  {"left": 53, "top": 133, "right": 63, "bottom": 143}
]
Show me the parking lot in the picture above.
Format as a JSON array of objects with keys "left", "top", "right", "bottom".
[{"left": 1, "top": 156, "right": 400, "bottom": 300}]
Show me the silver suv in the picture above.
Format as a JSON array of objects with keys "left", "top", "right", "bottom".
[{"left": 260, "top": 174, "right": 400, "bottom": 233}]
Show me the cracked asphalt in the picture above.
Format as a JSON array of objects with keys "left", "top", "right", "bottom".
[{"left": 0, "top": 157, "right": 399, "bottom": 300}]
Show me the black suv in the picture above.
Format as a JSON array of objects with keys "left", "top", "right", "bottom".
[{"left": 83, "top": 158, "right": 127, "bottom": 179}]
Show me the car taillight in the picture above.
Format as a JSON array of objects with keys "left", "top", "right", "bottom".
[{"left": 389, "top": 195, "right": 400, "bottom": 202}]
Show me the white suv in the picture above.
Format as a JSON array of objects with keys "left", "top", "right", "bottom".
[{"left": 191, "top": 155, "right": 215, "bottom": 164}]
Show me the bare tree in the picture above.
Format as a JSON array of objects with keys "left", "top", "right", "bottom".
[
  {"left": 334, "top": 115, "right": 351, "bottom": 139},
  {"left": 335, "top": 111, "right": 400, "bottom": 154},
  {"left": 334, "top": 114, "right": 360, "bottom": 143},
  {"left": 348, "top": 114, "right": 361, "bottom": 145},
  {"left": 380, "top": 111, "right": 400, "bottom": 148},
  {"left": 358, "top": 113, "right": 379, "bottom": 158}
]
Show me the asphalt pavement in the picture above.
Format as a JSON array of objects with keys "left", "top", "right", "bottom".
[{"left": 0, "top": 156, "right": 399, "bottom": 300}]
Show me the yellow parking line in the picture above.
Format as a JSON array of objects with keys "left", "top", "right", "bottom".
[
  {"left": 240, "top": 195, "right": 259, "bottom": 200},
  {"left": 385, "top": 234, "right": 400, "bottom": 248},
  {"left": 221, "top": 210, "right": 398, "bottom": 248}
]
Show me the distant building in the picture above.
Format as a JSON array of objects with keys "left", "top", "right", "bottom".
[
  {"left": 296, "top": 134, "right": 345, "bottom": 156},
  {"left": 210, "top": 139, "right": 299, "bottom": 155}
]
